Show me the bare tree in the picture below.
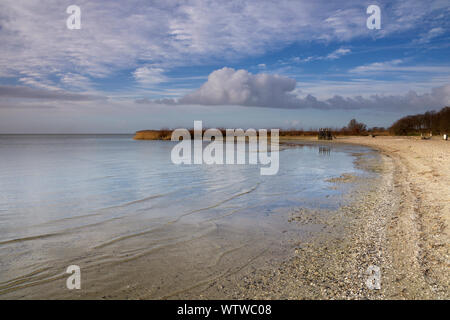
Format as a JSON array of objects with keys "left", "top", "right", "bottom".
[{"left": 346, "top": 119, "right": 367, "bottom": 134}]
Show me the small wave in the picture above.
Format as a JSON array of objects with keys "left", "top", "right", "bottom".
[
  {"left": 112, "top": 194, "right": 167, "bottom": 208},
  {"left": 97, "top": 192, "right": 171, "bottom": 212},
  {"left": 94, "top": 221, "right": 218, "bottom": 259},
  {"left": 0, "top": 232, "right": 63, "bottom": 246},
  {"left": 167, "top": 182, "right": 261, "bottom": 225}
]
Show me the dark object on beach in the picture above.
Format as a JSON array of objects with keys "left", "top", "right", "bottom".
[
  {"left": 371, "top": 134, "right": 376, "bottom": 138},
  {"left": 318, "top": 128, "right": 333, "bottom": 140}
]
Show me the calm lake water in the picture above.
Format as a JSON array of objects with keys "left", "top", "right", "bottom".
[{"left": 0, "top": 135, "right": 373, "bottom": 299}]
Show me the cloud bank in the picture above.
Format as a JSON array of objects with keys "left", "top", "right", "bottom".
[
  {"left": 0, "top": 85, "right": 103, "bottom": 101},
  {"left": 159, "top": 68, "right": 450, "bottom": 112}
]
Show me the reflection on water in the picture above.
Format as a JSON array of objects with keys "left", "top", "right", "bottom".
[
  {"left": 319, "top": 146, "right": 331, "bottom": 156},
  {"left": 0, "top": 135, "right": 371, "bottom": 298}
]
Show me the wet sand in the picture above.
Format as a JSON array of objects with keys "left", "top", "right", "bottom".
[{"left": 177, "top": 136, "right": 449, "bottom": 299}]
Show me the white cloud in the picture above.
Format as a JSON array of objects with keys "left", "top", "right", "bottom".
[
  {"left": 60, "top": 73, "right": 94, "bottom": 91},
  {"left": 322, "top": 8, "right": 366, "bottom": 41},
  {"left": 179, "top": 67, "right": 298, "bottom": 108},
  {"left": 294, "top": 47, "right": 351, "bottom": 63},
  {"left": 350, "top": 59, "right": 450, "bottom": 74},
  {"left": 325, "top": 48, "right": 351, "bottom": 60},
  {"left": 414, "top": 27, "right": 446, "bottom": 44},
  {"left": 350, "top": 59, "right": 404, "bottom": 73},
  {"left": 133, "top": 66, "right": 167, "bottom": 86}
]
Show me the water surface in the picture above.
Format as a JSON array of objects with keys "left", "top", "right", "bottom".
[{"left": 0, "top": 135, "right": 372, "bottom": 298}]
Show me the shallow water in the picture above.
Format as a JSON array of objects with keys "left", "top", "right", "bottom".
[{"left": 0, "top": 135, "right": 372, "bottom": 298}]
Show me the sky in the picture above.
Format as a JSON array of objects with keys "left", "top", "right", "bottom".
[{"left": 0, "top": 0, "right": 449, "bottom": 133}]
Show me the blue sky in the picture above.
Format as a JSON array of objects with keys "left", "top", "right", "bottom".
[{"left": 0, "top": 0, "right": 449, "bottom": 133}]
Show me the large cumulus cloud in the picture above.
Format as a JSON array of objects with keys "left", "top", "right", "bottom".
[{"left": 179, "top": 67, "right": 299, "bottom": 108}]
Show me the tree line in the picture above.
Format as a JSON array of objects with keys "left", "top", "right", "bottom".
[
  {"left": 136, "top": 106, "right": 450, "bottom": 139},
  {"left": 389, "top": 106, "right": 450, "bottom": 135}
]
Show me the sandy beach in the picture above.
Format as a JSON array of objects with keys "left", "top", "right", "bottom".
[
  {"left": 335, "top": 136, "right": 449, "bottom": 299},
  {"left": 177, "top": 136, "right": 449, "bottom": 299}
]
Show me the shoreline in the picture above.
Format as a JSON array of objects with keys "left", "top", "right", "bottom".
[
  {"left": 172, "top": 136, "right": 448, "bottom": 299},
  {"left": 275, "top": 136, "right": 449, "bottom": 299},
  {"left": 333, "top": 136, "right": 449, "bottom": 299},
  {"left": 0, "top": 136, "right": 447, "bottom": 299}
]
